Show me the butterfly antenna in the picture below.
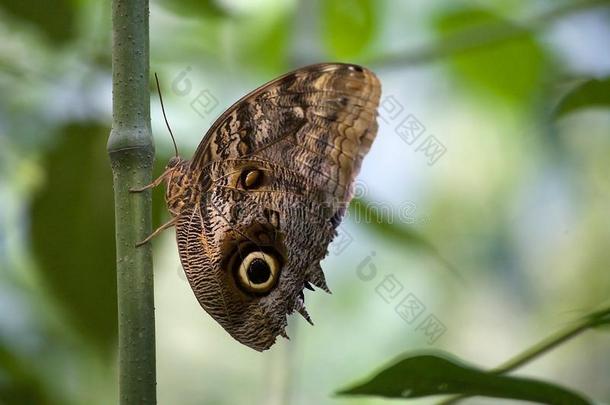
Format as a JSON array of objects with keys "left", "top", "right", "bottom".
[{"left": 154, "top": 72, "right": 179, "bottom": 157}]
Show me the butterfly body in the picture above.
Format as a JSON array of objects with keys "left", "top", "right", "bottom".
[{"left": 152, "top": 63, "right": 381, "bottom": 351}]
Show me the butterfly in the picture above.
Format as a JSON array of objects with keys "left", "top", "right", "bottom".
[{"left": 132, "top": 63, "right": 381, "bottom": 351}]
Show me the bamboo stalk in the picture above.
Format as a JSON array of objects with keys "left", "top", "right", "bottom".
[{"left": 107, "top": 0, "right": 156, "bottom": 403}]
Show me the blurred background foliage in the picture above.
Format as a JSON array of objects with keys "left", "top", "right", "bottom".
[{"left": 0, "top": 0, "right": 609, "bottom": 404}]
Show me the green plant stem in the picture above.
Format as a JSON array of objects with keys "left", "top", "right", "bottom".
[
  {"left": 437, "top": 305, "right": 610, "bottom": 405},
  {"left": 491, "top": 321, "right": 591, "bottom": 375},
  {"left": 107, "top": 0, "right": 156, "bottom": 403}
]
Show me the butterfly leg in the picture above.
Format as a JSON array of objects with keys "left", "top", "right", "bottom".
[
  {"left": 136, "top": 217, "right": 178, "bottom": 247},
  {"left": 130, "top": 168, "right": 172, "bottom": 193}
]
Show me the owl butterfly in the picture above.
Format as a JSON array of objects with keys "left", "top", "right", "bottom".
[{"left": 133, "top": 63, "right": 381, "bottom": 351}]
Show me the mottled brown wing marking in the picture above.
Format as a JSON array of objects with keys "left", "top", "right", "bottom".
[
  {"left": 203, "top": 134, "right": 354, "bottom": 202},
  {"left": 190, "top": 63, "right": 380, "bottom": 205},
  {"left": 171, "top": 63, "right": 380, "bottom": 350},
  {"left": 197, "top": 156, "right": 340, "bottom": 200},
  {"left": 203, "top": 159, "right": 330, "bottom": 204},
  {"left": 176, "top": 204, "right": 232, "bottom": 322}
]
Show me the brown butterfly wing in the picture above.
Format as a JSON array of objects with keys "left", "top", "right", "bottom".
[
  {"left": 176, "top": 63, "right": 381, "bottom": 350},
  {"left": 190, "top": 62, "right": 381, "bottom": 202}
]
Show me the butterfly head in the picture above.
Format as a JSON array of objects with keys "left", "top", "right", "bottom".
[{"left": 166, "top": 155, "right": 184, "bottom": 169}]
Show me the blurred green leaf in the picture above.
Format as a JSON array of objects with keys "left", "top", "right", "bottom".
[
  {"left": 0, "top": 0, "right": 75, "bottom": 44},
  {"left": 350, "top": 198, "right": 462, "bottom": 280},
  {"left": 588, "top": 304, "right": 610, "bottom": 329},
  {"left": 433, "top": 8, "right": 546, "bottom": 107},
  {"left": 30, "top": 124, "right": 117, "bottom": 351},
  {"left": 157, "top": 0, "right": 230, "bottom": 19},
  {"left": 237, "top": 13, "right": 291, "bottom": 74},
  {"left": 0, "top": 343, "right": 55, "bottom": 405},
  {"left": 337, "top": 352, "right": 591, "bottom": 404},
  {"left": 322, "top": 0, "right": 378, "bottom": 59},
  {"left": 554, "top": 78, "right": 610, "bottom": 119},
  {"left": 351, "top": 197, "right": 433, "bottom": 248}
]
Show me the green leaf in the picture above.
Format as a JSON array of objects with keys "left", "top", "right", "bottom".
[
  {"left": 236, "top": 13, "right": 291, "bottom": 74},
  {"left": 0, "top": 342, "right": 55, "bottom": 405},
  {"left": 322, "top": 0, "right": 378, "bottom": 59},
  {"left": 0, "top": 0, "right": 76, "bottom": 44},
  {"left": 433, "top": 8, "right": 547, "bottom": 107},
  {"left": 350, "top": 197, "right": 433, "bottom": 249},
  {"left": 350, "top": 198, "right": 462, "bottom": 280},
  {"left": 30, "top": 124, "right": 117, "bottom": 351},
  {"left": 157, "top": 0, "right": 230, "bottom": 19},
  {"left": 337, "top": 352, "right": 592, "bottom": 404},
  {"left": 587, "top": 304, "right": 610, "bottom": 329},
  {"left": 554, "top": 78, "right": 610, "bottom": 119},
  {"left": 29, "top": 123, "right": 170, "bottom": 353}
]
